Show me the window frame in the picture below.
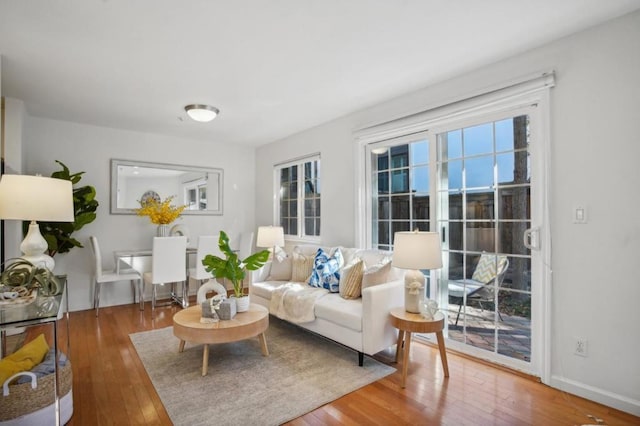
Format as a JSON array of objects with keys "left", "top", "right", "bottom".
[{"left": 273, "top": 153, "right": 321, "bottom": 242}]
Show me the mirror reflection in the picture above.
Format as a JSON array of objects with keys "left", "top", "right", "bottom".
[{"left": 110, "top": 159, "right": 223, "bottom": 215}]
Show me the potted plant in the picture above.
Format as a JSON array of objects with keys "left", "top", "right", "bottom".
[{"left": 201, "top": 231, "right": 269, "bottom": 312}]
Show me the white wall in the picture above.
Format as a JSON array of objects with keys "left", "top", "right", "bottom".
[
  {"left": 255, "top": 10, "right": 640, "bottom": 416},
  {"left": 2, "top": 98, "right": 26, "bottom": 260},
  {"left": 23, "top": 117, "right": 256, "bottom": 313}
]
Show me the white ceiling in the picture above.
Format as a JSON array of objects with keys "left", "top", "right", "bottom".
[{"left": 1, "top": 0, "right": 639, "bottom": 147}]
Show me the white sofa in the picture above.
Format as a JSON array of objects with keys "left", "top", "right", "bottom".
[{"left": 249, "top": 245, "right": 404, "bottom": 365}]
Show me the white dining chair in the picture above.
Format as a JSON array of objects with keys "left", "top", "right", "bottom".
[
  {"left": 89, "top": 236, "right": 143, "bottom": 317},
  {"left": 143, "top": 236, "right": 188, "bottom": 314},
  {"left": 188, "top": 235, "right": 222, "bottom": 285}
]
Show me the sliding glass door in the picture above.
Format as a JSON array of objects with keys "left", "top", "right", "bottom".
[
  {"left": 365, "top": 104, "right": 546, "bottom": 375},
  {"left": 437, "top": 113, "right": 534, "bottom": 369}
]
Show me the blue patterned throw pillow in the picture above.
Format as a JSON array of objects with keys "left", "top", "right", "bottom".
[{"left": 309, "top": 248, "right": 344, "bottom": 292}]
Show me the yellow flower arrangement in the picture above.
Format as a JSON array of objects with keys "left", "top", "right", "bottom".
[{"left": 135, "top": 196, "right": 187, "bottom": 225}]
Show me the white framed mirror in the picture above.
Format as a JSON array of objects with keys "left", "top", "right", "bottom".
[{"left": 110, "top": 159, "right": 223, "bottom": 215}]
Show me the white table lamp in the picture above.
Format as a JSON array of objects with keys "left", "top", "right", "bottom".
[
  {"left": 256, "top": 225, "right": 285, "bottom": 260},
  {"left": 392, "top": 230, "right": 443, "bottom": 313},
  {"left": 0, "top": 174, "right": 74, "bottom": 271}
]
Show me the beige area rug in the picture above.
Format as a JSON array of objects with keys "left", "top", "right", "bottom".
[{"left": 130, "top": 317, "right": 395, "bottom": 426}]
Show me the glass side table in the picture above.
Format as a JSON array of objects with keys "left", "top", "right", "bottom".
[{"left": 0, "top": 276, "right": 70, "bottom": 426}]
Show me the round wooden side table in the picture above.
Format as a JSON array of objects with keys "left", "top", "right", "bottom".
[{"left": 389, "top": 307, "right": 449, "bottom": 388}]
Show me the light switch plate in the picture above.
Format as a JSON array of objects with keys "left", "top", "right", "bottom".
[{"left": 573, "top": 206, "right": 587, "bottom": 224}]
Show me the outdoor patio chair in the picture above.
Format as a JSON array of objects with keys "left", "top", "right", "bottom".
[{"left": 448, "top": 253, "right": 509, "bottom": 326}]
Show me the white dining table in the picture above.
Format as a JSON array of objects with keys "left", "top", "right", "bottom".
[{"left": 113, "top": 247, "right": 197, "bottom": 274}]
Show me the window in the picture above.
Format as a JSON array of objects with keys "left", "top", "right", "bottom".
[
  {"left": 275, "top": 155, "right": 321, "bottom": 238},
  {"left": 371, "top": 137, "right": 431, "bottom": 250}
]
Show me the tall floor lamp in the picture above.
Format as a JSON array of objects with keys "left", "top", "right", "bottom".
[
  {"left": 392, "top": 230, "right": 443, "bottom": 313},
  {"left": 0, "top": 174, "right": 74, "bottom": 271}
]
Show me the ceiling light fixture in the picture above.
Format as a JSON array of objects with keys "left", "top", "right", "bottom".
[{"left": 184, "top": 104, "right": 220, "bottom": 122}]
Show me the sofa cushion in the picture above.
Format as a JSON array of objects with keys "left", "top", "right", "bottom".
[
  {"left": 251, "top": 280, "right": 284, "bottom": 301},
  {"left": 293, "top": 245, "right": 332, "bottom": 256},
  {"left": 291, "top": 252, "right": 315, "bottom": 282},
  {"left": 309, "top": 248, "right": 344, "bottom": 292},
  {"left": 339, "top": 257, "right": 364, "bottom": 299},
  {"left": 313, "top": 293, "right": 362, "bottom": 332},
  {"left": 355, "top": 249, "right": 392, "bottom": 268},
  {"left": 336, "top": 246, "right": 360, "bottom": 266},
  {"left": 471, "top": 253, "right": 508, "bottom": 283},
  {"left": 361, "top": 257, "right": 392, "bottom": 289},
  {"left": 268, "top": 255, "right": 292, "bottom": 281}
]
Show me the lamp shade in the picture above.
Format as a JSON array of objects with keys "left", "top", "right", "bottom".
[
  {"left": 0, "top": 175, "right": 74, "bottom": 222},
  {"left": 392, "top": 231, "right": 443, "bottom": 270},
  {"left": 256, "top": 226, "right": 285, "bottom": 248},
  {"left": 185, "top": 104, "right": 220, "bottom": 122}
]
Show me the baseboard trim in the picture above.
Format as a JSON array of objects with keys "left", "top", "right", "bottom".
[{"left": 550, "top": 375, "right": 640, "bottom": 417}]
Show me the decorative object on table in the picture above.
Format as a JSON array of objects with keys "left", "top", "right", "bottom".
[
  {"left": 0, "top": 259, "right": 62, "bottom": 306},
  {"left": 169, "top": 223, "right": 190, "bottom": 244},
  {"left": 196, "top": 279, "right": 227, "bottom": 305},
  {"left": 134, "top": 195, "right": 187, "bottom": 236},
  {"left": 201, "top": 231, "right": 269, "bottom": 312},
  {"left": 391, "top": 230, "right": 443, "bottom": 313},
  {"left": 0, "top": 174, "right": 74, "bottom": 271},
  {"left": 419, "top": 298, "right": 439, "bottom": 320},
  {"left": 256, "top": 225, "right": 285, "bottom": 261},
  {"left": 217, "top": 299, "right": 237, "bottom": 320},
  {"left": 200, "top": 295, "right": 221, "bottom": 323}
]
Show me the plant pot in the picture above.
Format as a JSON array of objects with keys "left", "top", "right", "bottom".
[{"left": 233, "top": 295, "right": 250, "bottom": 312}]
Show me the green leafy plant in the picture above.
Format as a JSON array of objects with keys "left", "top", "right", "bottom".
[
  {"left": 202, "top": 231, "right": 269, "bottom": 298},
  {"left": 0, "top": 258, "right": 62, "bottom": 296},
  {"left": 24, "top": 161, "right": 99, "bottom": 257}
]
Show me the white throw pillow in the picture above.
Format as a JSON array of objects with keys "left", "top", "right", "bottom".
[
  {"left": 361, "top": 257, "right": 392, "bottom": 289},
  {"left": 268, "top": 255, "right": 292, "bottom": 281}
]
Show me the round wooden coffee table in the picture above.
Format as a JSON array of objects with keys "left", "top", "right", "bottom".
[
  {"left": 389, "top": 307, "right": 449, "bottom": 388},
  {"left": 173, "top": 303, "right": 269, "bottom": 376}
]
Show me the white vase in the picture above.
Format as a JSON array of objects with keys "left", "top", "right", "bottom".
[
  {"left": 157, "top": 224, "right": 170, "bottom": 237},
  {"left": 234, "top": 295, "right": 250, "bottom": 312}
]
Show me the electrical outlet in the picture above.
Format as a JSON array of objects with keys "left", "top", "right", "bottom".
[{"left": 575, "top": 337, "right": 588, "bottom": 357}]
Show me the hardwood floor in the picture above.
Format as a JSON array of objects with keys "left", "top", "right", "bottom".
[{"left": 48, "top": 302, "right": 638, "bottom": 425}]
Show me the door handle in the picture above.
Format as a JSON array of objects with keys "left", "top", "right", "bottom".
[{"left": 523, "top": 227, "right": 540, "bottom": 250}]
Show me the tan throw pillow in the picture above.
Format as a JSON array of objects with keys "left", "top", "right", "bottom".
[
  {"left": 268, "top": 255, "right": 292, "bottom": 281},
  {"left": 291, "top": 252, "right": 314, "bottom": 283},
  {"left": 361, "top": 258, "right": 392, "bottom": 289},
  {"left": 339, "top": 258, "right": 364, "bottom": 299}
]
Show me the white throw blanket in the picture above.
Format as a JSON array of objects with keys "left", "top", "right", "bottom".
[{"left": 269, "top": 283, "right": 328, "bottom": 323}]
